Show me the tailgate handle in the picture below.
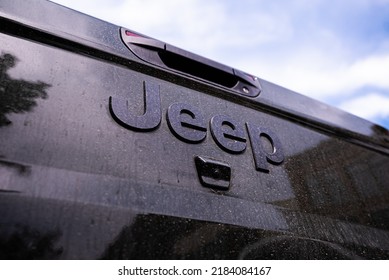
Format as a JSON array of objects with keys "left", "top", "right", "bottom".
[{"left": 121, "top": 28, "right": 261, "bottom": 97}]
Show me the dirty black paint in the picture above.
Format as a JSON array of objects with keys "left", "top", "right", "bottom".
[{"left": 0, "top": 0, "right": 388, "bottom": 260}]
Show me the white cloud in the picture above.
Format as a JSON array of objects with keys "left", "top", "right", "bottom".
[
  {"left": 248, "top": 51, "right": 389, "bottom": 101},
  {"left": 51, "top": 0, "right": 294, "bottom": 57},
  {"left": 339, "top": 93, "right": 389, "bottom": 120}
]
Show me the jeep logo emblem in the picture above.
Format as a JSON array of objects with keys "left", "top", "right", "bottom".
[{"left": 109, "top": 82, "right": 284, "bottom": 172}]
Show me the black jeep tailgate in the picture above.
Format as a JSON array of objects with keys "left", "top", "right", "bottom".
[{"left": 0, "top": 0, "right": 389, "bottom": 259}]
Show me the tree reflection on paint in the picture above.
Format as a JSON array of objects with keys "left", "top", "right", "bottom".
[
  {"left": 0, "top": 226, "right": 63, "bottom": 259},
  {"left": 0, "top": 52, "right": 50, "bottom": 126}
]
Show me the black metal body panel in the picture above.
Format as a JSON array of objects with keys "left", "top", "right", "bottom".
[{"left": 0, "top": 0, "right": 388, "bottom": 259}]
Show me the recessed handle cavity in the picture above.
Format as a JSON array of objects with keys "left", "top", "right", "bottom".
[{"left": 121, "top": 28, "right": 261, "bottom": 97}]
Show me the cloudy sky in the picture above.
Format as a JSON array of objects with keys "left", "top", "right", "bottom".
[{"left": 51, "top": 0, "right": 389, "bottom": 129}]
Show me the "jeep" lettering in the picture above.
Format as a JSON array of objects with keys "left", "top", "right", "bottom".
[{"left": 109, "top": 82, "right": 284, "bottom": 172}]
